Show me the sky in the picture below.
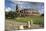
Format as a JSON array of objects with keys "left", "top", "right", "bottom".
[{"left": 5, "top": 0, "right": 44, "bottom": 14}]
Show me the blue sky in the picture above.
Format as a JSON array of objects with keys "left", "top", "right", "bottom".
[{"left": 5, "top": 0, "right": 44, "bottom": 14}]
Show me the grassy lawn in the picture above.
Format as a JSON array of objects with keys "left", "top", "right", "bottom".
[{"left": 16, "top": 16, "right": 44, "bottom": 25}]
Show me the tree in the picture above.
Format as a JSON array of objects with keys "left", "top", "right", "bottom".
[
  {"left": 41, "top": 13, "right": 44, "bottom": 16},
  {"left": 5, "top": 11, "right": 16, "bottom": 19},
  {"left": 16, "top": 4, "right": 18, "bottom": 10}
]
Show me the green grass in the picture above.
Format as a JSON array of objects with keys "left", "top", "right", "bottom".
[{"left": 16, "top": 16, "right": 44, "bottom": 25}]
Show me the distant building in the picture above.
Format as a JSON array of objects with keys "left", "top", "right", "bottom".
[{"left": 16, "top": 9, "right": 39, "bottom": 16}]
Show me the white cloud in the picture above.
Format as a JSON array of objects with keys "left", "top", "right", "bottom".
[{"left": 5, "top": 7, "right": 12, "bottom": 12}]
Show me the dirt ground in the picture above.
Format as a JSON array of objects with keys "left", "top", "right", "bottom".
[{"left": 5, "top": 19, "right": 44, "bottom": 31}]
